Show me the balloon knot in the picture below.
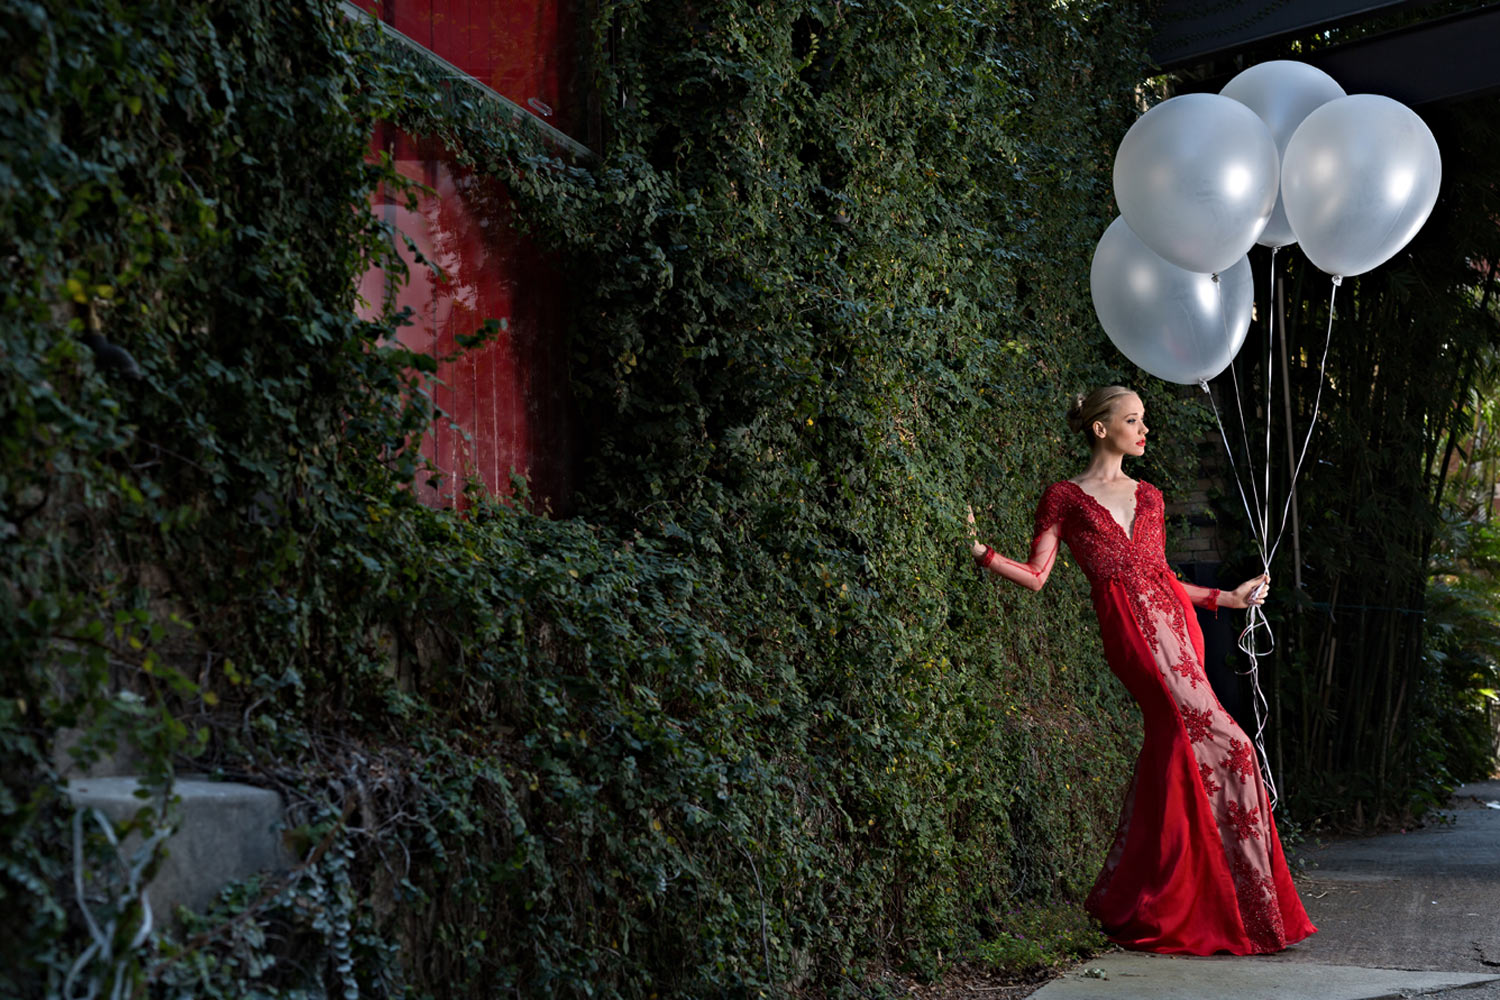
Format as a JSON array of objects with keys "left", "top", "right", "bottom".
[
  {"left": 1198, "top": 379, "right": 1210, "bottom": 393},
  {"left": 1210, "top": 272, "right": 1220, "bottom": 283},
  {"left": 1332, "top": 275, "right": 1344, "bottom": 287}
]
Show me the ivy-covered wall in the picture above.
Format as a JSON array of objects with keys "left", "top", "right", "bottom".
[{"left": 1, "top": 1, "right": 1217, "bottom": 997}]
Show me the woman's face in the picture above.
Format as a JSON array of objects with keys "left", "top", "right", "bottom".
[{"left": 1093, "top": 393, "right": 1148, "bottom": 457}]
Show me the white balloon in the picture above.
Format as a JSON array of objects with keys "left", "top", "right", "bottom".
[
  {"left": 1113, "top": 93, "right": 1280, "bottom": 274},
  {"left": 1281, "top": 94, "right": 1442, "bottom": 277},
  {"left": 1220, "top": 60, "right": 1346, "bottom": 248},
  {"left": 1091, "top": 217, "right": 1253, "bottom": 385}
]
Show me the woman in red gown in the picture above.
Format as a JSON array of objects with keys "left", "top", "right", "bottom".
[{"left": 967, "top": 386, "right": 1316, "bottom": 955}]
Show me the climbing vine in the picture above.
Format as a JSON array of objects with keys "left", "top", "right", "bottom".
[{"left": 0, "top": 1, "right": 1232, "bottom": 997}]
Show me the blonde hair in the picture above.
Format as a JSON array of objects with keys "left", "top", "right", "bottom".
[{"left": 1066, "top": 386, "right": 1137, "bottom": 450}]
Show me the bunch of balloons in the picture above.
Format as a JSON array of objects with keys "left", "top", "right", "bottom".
[{"left": 1091, "top": 61, "right": 1443, "bottom": 384}]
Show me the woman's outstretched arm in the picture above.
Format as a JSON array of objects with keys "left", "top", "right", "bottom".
[
  {"left": 967, "top": 505, "right": 1061, "bottom": 591},
  {"left": 1179, "top": 573, "right": 1268, "bottom": 611}
]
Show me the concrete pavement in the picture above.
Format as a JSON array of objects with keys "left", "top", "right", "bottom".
[{"left": 1030, "top": 780, "right": 1500, "bottom": 1000}]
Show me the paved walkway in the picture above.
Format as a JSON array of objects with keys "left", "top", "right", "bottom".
[{"left": 1030, "top": 780, "right": 1500, "bottom": 1000}]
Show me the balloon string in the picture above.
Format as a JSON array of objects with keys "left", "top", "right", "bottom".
[
  {"left": 1201, "top": 378, "right": 1263, "bottom": 559},
  {"left": 1207, "top": 273, "right": 1280, "bottom": 808},
  {"left": 1264, "top": 247, "right": 1278, "bottom": 547},
  {"left": 1204, "top": 270, "right": 1341, "bottom": 811},
  {"left": 1268, "top": 275, "right": 1340, "bottom": 566},
  {"left": 1249, "top": 246, "right": 1281, "bottom": 808},
  {"left": 1243, "top": 634, "right": 1277, "bottom": 809},
  {"left": 1207, "top": 279, "right": 1271, "bottom": 568},
  {"left": 1200, "top": 377, "right": 1280, "bottom": 809},
  {"left": 1229, "top": 358, "right": 1264, "bottom": 539},
  {"left": 1246, "top": 272, "right": 1340, "bottom": 808}
]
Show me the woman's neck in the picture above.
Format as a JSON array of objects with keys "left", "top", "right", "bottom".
[{"left": 1078, "top": 450, "right": 1128, "bottom": 482}]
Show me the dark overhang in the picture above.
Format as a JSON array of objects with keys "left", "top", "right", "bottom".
[
  {"left": 1150, "top": 0, "right": 1437, "bottom": 69},
  {"left": 1304, "top": 6, "right": 1500, "bottom": 105},
  {"left": 1152, "top": 1, "right": 1500, "bottom": 106}
]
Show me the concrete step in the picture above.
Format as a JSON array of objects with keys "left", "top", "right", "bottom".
[{"left": 66, "top": 776, "right": 289, "bottom": 919}]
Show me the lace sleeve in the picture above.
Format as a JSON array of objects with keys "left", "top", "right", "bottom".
[
  {"left": 1033, "top": 482, "right": 1069, "bottom": 536},
  {"left": 979, "top": 485, "right": 1066, "bottom": 591},
  {"left": 1180, "top": 581, "right": 1221, "bottom": 615}
]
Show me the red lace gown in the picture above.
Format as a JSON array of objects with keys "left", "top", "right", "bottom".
[{"left": 997, "top": 479, "right": 1316, "bottom": 955}]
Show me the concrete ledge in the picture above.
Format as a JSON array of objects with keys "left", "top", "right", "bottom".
[{"left": 66, "top": 776, "right": 289, "bottom": 918}]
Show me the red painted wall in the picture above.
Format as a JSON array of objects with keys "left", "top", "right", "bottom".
[{"left": 353, "top": 1, "right": 582, "bottom": 511}]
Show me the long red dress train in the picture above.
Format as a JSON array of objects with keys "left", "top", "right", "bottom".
[{"left": 1029, "top": 479, "right": 1316, "bottom": 955}]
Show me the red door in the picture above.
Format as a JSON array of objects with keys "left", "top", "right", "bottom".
[{"left": 353, "top": 1, "right": 587, "bottom": 511}]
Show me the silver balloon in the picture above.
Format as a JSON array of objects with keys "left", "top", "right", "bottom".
[
  {"left": 1091, "top": 217, "right": 1253, "bottom": 385},
  {"left": 1281, "top": 94, "right": 1441, "bottom": 277},
  {"left": 1113, "top": 93, "right": 1280, "bottom": 274},
  {"left": 1220, "top": 60, "right": 1346, "bottom": 248}
]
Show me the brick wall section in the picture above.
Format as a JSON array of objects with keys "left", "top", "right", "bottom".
[{"left": 1165, "top": 465, "right": 1225, "bottom": 565}]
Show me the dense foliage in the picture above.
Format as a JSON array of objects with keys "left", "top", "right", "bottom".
[{"left": 0, "top": 0, "right": 1265, "bottom": 997}]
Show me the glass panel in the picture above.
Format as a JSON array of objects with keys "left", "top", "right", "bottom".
[{"left": 353, "top": 0, "right": 590, "bottom": 143}]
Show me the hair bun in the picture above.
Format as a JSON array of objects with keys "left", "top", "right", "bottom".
[{"left": 1065, "top": 393, "right": 1088, "bottom": 434}]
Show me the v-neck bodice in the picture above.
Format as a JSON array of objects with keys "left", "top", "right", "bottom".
[
  {"left": 1034, "top": 479, "right": 1173, "bottom": 597},
  {"left": 1065, "top": 479, "right": 1143, "bottom": 542}
]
